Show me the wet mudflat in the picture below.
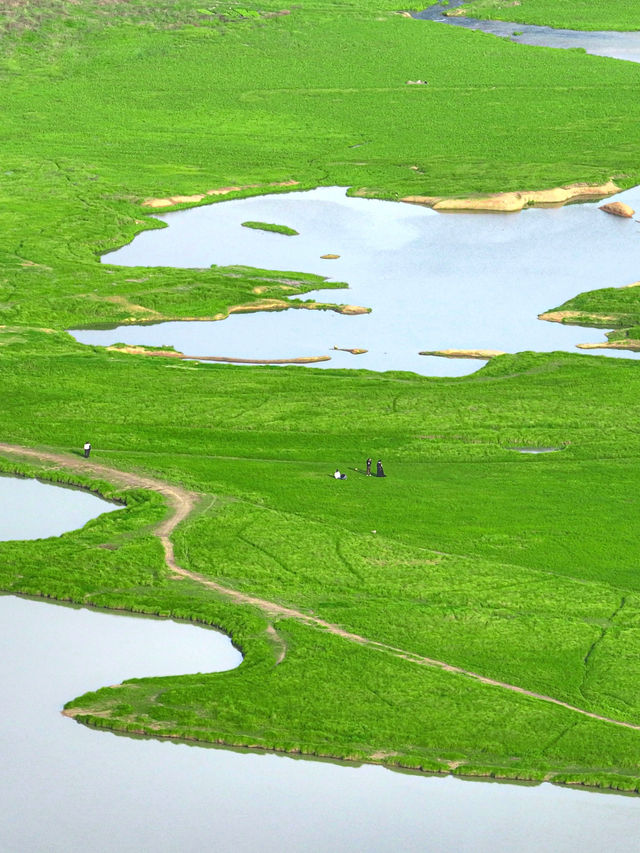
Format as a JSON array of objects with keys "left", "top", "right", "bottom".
[
  {"left": 73, "top": 185, "right": 640, "bottom": 376},
  {"left": 413, "top": 2, "right": 640, "bottom": 64}
]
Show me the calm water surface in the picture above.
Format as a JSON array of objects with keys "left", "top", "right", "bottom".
[
  {"left": 2, "top": 477, "right": 640, "bottom": 851},
  {"left": 75, "top": 185, "right": 640, "bottom": 376},
  {"left": 0, "top": 475, "right": 120, "bottom": 540}
]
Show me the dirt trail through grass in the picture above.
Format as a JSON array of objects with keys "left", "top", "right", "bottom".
[{"left": 2, "top": 442, "right": 640, "bottom": 731}]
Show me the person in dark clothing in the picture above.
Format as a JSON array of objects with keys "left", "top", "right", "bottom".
[
  {"left": 366, "top": 457, "right": 372, "bottom": 476},
  {"left": 83, "top": 441, "right": 91, "bottom": 459},
  {"left": 376, "top": 459, "right": 385, "bottom": 477}
]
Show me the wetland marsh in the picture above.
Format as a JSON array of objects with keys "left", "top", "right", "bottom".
[
  {"left": 72, "top": 185, "right": 640, "bottom": 375},
  {"left": 2, "top": 479, "right": 639, "bottom": 852},
  {"left": 5, "top": 0, "right": 640, "bottom": 845}
]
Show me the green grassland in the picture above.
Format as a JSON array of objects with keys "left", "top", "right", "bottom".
[
  {"left": 242, "top": 221, "right": 299, "bottom": 235},
  {"left": 4, "top": 331, "right": 640, "bottom": 786},
  {"left": 3, "top": 0, "right": 640, "bottom": 331},
  {"left": 453, "top": 0, "right": 640, "bottom": 31},
  {"left": 4, "top": 0, "right": 640, "bottom": 790},
  {"left": 544, "top": 283, "right": 640, "bottom": 349}
]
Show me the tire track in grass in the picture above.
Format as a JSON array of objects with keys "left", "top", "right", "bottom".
[{"left": 2, "top": 442, "right": 640, "bottom": 731}]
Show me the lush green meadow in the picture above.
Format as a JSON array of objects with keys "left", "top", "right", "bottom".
[
  {"left": 4, "top": 330, "right": 640, "bottom": 785},
  {"left": 4, "top": 0, "right": 640, "bottom": 790},
  {"left": 456, "top": 0, "right": 640, "bottom": 31}
]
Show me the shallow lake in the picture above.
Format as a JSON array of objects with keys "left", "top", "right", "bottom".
[
  {"left": 3, "top": 476, "right": 640, "bottom": 851},
  {"left": 73, "top": 185, "right": 640, "bottom": 376},
  {"left": 413, "top": 1, "right": 640, "bottom": 64}
]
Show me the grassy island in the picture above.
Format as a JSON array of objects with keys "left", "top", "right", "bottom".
[
  {"left": 3, "top": 0, "right": 640, "bottom": 795},
  {"left": 242, "top": 221, "right": 299, "bottom": 236}
]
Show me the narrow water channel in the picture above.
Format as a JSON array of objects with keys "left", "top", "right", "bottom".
[
  {"left": 413, "top": 2, "right": 640, "bottom": 64},
  {"left": 3, "top": 477, "right": 640, "bottom": 851},
  {"left": 73, "top": 185, "right": 640, "bottom": 376}
]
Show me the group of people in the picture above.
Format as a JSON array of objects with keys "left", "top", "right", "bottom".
[
  {"left": 366, "top": 457, "right": 385, "bottom": 477},
  {"left": 334, "top": 458, "right": 386, "bottom": 480}
]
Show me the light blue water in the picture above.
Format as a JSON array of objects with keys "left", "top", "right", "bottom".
[
  {"left": 73, "top": 185, "right": 640, "bottom": 376},
  {"left": 3, "top": 594, "right": 640, "bottom": 853}
]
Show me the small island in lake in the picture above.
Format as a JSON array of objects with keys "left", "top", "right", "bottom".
[{"left": 241, "top": 220, "right": 299, "bottom": 236}]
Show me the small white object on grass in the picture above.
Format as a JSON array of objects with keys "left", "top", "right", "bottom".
[{"left": 372, "top": 529, "right": 377, "bottom": 534}]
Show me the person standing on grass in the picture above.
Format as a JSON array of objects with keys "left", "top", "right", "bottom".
[
  {"left": 83, "top": 441, "right": 91, "bottom": 459},
  {"left": 366, "top": 457, "right": 372, "bottom": 476},
  {"left": 376, "top": 459, "right": 385, "bottom": 477}
]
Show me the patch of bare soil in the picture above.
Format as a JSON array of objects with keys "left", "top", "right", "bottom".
[
  {"left": 402, "top": 180, "right": 619, "bottom": 212},
  {"left": 99, "top": 295, "right": 164, "bottom": 319},
  {"left": 331, "top": 346, "right": 368, "bottom": 355},
  {"left": 600, "top": 201, "right": 635, "bottom": 218},
  {"left": 538, "top": 310, "right": 621, "bottom": 324},
  {"left": 577, "top": 340, "right": 640, "bottom": 352},
  {"left": 251, "top": 285, "right": 296, "bottom": 294},
  {"left": 107, "top": 345, "right": 331, "bottom": 365},
  {"left": 209, "top": 298, "right": 369, "bottom": 320},
  {"left": 142, "top": 181, "right": 299, "bottom": 209},
  {"left": 266, "top": 624, "right": 287, "bottom": 664},
  {"left": 420, "top": 348, "right": 505, "bottom": 359}
]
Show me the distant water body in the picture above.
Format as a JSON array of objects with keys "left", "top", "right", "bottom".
[{"left": 413, "top": 2, "right": 640, "bottom": 64}]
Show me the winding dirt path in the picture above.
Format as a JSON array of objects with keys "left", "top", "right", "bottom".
[{"left": 2, "top": 442, "right": 640, "bottom": 731}]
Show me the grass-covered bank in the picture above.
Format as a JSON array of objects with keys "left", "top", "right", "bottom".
[
  {"left": 450, "top": 0, "right": 640, "bottom": 31},
  {"left": 242, "top": 221, "right": 299, "bottom": 236},
  {"left": 4, "top": 0, "right": 640, "bottom": 793}
]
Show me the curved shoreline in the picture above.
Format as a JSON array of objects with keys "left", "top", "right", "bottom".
[
  {"left": 2, "top": 444, "right": 640, "bottom": 727},
  {"left": 2, "top": 444, "right": 640, "bottom": 794},
  {"left": 72, "top": 297, "right": 370, "bottom": 333},
  {"left": 141, "top": 180, "right": 300, "bottom": 209},
  {"left": 139, "top": 179, "right": 621, "bottom": 219},
  {"left": 66, "top": 709, "right": 640, "bottom": 796},
  {"left": 411, "top": 3, "right": 640, "bottom": 53}
]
